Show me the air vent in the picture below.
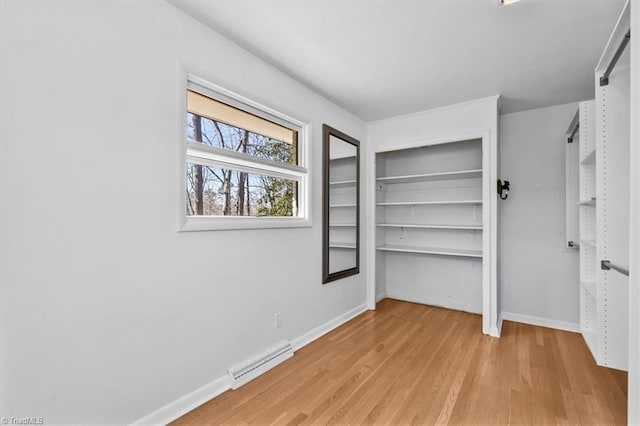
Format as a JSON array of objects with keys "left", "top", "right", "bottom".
[{"left": 227, "top": 341, "right": 293, "bottom": 389}]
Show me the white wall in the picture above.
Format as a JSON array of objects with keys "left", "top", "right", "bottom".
[
  {"left": 499, "top": 102, "right": 580, "bottom": 326},
  {"left": 0, "top": 1, "right": 366, "bottom": 423},
  {"left": 365, "top": 96, "right": 500, "bottom": 335},
  {"left": 627, "top": 2, "right": 640, "bottom": 422}
]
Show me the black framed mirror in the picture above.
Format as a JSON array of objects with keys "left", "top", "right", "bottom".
[{"left": 322, "top": 124, "right": 360, "bottom": 284}]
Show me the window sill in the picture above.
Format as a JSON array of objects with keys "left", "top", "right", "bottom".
[{"left": 179, "top": 216, "right": 312, "bottom": 232}]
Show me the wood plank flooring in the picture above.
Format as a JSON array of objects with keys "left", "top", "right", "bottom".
[{"left": 172, "top": 299, "right": 627, "bottom": 425}]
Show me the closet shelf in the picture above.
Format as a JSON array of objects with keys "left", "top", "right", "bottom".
[
  {"left": 329, "top": 242, "right": 356, "bottom": 249},
  {"left": 376, "top": 169, "right": 482, "bottom": 185},
  {"left": 581, "top": 239, "right": 597, "bottom": 247},
  {"left": 329, "top": 223, "right": 356, "bottom": 227},
  {"left": 578, "top": 198, "right": 596, "bottom": 206},
  {"left": 329, "top": 203, "right": 356, "bottom": 208},
  {"left": 376, "top": 200, "right": 482, "bottom": 207},
  {"left": 329, "top": 180, "right": 356, "bottom": 187},
  {"left": 376, "top": 244, "right": 483, "bottom": 258},
  {"left": 581, "top": 280, "right": 596, "bottom": 299},
  {"left": 376, "top": 223, "right": 482, "bottom": 230},
  {"left": 581, "top": 149, "right": 596, "bottom": 165}
]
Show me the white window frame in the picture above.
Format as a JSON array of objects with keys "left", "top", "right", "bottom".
[{"left": 179, "top": 75, "right": 311, "bottom": 231}]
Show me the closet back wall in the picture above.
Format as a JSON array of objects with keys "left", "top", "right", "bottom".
[
  {"left": 499, "top": 102, "right": 580, "bottom": 329},
  {"left": 0, "top": 1, "right": 366, "bottom": 424}
]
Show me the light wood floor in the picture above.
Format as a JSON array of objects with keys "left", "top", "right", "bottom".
[{"left": 172, "top": 299, "right": 627, "bottom": 425}]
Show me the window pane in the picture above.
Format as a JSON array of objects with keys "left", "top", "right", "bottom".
[
  {"left": 186, "top": 163, "right": 298, "bottom": 217},
  {"left": 187, "top": 90, "right": 298, "bottom": 165}
]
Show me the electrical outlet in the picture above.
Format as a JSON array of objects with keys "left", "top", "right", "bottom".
[{"left": 274, "top": 312, "right": 282, "bottom": 329}]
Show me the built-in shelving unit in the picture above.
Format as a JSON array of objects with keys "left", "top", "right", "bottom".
[
  {"left": 572, "top": 100, "right": 600, "bottom": 365},
  {"left": 568, "top": 5, "right": 631, "bottom": 372},
  {"left": 592, "top": 6, "right": 631, "bottom": 371},
  {"left": 375, "top": 138, "right": 486, "bottom": 315}
]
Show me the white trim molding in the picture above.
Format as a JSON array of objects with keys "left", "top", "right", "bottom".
[
  {"left": 291, "top": 303, "right": 367, "bottom": 350},
  {"left": 375, "top": 292, "right": 387, "bottom": 303},
  {"left": 130, "top": 302, "right": 367, "bottom": 425},
  {"left": 490, "top": 313, "right": 504, "bottom": 337},
  {"left": 131, "top": 375, "right": 230, "bottom": 426},
  {"left": 501, "top": 312, "right": 580, "bottom": 333}
]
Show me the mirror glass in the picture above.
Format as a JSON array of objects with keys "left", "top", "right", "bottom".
[{"left": 323, "top": 124, "right": 360, "bottom": 283}]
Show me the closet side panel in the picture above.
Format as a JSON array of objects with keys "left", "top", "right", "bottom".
[
  {"left": 579, "top": 100, "right": 598, "bottom": 360},
  {"left": 565, "top": 113, "right": 580, "bottom": 248},
  {"left": 596, "top": 61, "right": 630, "bottom": 371},
  {"left": 375, "top": 157, "right": 388, "bottom": 301}
]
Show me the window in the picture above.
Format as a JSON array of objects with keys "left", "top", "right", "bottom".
[{"left": 181, "top": 78, "right": 310, "bottom": 231}]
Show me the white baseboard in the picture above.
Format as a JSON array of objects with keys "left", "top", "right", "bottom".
[
  {"left": 290, "top": 303, "right": 368, "bottom": 350},
  {"left": 375, "top": 291, "right": 387, "bottom": 302},
  {"left": 131, "top": 375, "right": 230, "bottom": 425},
  {"left": 131, "top": 302, "right": 368, "bottom": 425},
  {"left": 501, "top": 312, "right": 580, "bottom": 333},
  {"left": 489, "top": 313, "right": 503, "bottom": 337}
]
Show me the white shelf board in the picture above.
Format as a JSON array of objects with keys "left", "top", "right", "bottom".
[
  {"left": 329, "top": 180, "right": 356, "bottom": 188},
  {"left": 581, "top": 280, "right": 596, "bottom": 299},
  {"left": 581, "top": 239, "right": 597, "bottom": 247},
  {"left": 376, "top": 244, "right": 483, "bottom": 258},
  {"left": 329, "top": 204, "right": 356, "bottom": 208},
  {"left": 580, "top": 149, "right": 596, "bottom": 165},
  {"left": 376, "top": 169, "right": 482, "bottom": 185},
  {"left": 578, "top": 198, "right": 596, "bottom": 206},
  {"left": 376, "top": 200, "right": 482, "bottom": 207},
  {"left": 376, "top": 223, "right": 482, "bottom": 230},
  {"left": 329, "top": 223, "right": 356, "bottom": 227},
  {"left": 329, "top": 242, "right": 356, "bottom": 249}
]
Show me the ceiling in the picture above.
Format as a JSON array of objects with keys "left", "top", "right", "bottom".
[{"left": 169, "top": 0, "right": 626, "bottom": 121}]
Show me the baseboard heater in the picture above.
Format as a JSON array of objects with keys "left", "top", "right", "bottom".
[{"left": 227, "top": 341, "right": 294, "bottom": 389}]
